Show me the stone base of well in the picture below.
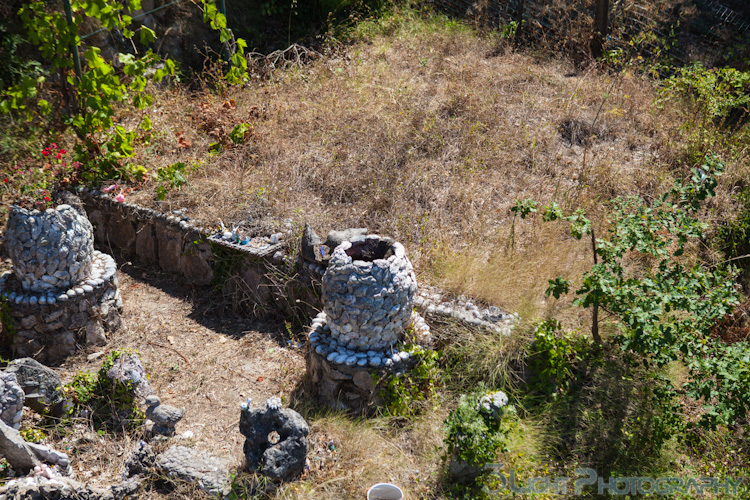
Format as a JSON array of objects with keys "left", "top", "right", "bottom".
[
  {"left": 0, "top": 251, "right": 123, "bottom": 363},
  {"left": 304, "top": 311, "right": 432, "bottom": 413}
]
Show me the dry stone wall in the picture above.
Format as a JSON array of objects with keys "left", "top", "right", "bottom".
[{"left": 79, "top": 189, "right": 296, "bottom": 314}]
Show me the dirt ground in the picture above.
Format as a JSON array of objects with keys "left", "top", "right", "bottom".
[{"left": 51, "top": 259, "right": 307, "bottom": 491}]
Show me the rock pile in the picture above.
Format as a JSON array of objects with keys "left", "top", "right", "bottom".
[{"left": 0, "top": 372, "right": 24, "bottom": 429}]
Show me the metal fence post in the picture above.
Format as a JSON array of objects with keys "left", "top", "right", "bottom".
[
  {"left": 592, "top": 0, "right": 609, "bottom": 58},
  {"left": 62, "top": 0, "right": 82, "bottom": 81}
]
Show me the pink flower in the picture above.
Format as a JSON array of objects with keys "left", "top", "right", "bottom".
[
  {"left": 115, "top": 193, "right": 125, "bottom": 203},
  {"left": 103, "top": 184, "right": 117, "bottom": 193}
]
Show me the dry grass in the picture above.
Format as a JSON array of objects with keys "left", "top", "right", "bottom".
[
  {"left": 122, "top": 8, "right": 687, "bottom": 323},
  {"left": 6, "top": 6, "right": 750, "bottom": 498}
]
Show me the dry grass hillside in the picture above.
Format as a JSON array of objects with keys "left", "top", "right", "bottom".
[
  {"left": 123, "top": 8, "right": 703, "bottom": 325},
  {"left": 3, "top": 4, "right": 750, "bottom": 499}
]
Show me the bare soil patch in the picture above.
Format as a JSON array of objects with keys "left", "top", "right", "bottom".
[{"left": 46, "top": 261, "right": 306, "bottom": 493}]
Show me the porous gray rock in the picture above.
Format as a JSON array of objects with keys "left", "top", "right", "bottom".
[
  {"left": 322, "top": 235, "right": 417, "bottom": 351},
  {"left": 105, "top": 352, "right": 153, "bottom": 400},
  {"left": 123, "top": 440, "right": 155, "bottom": 479},
  {"left": 5, "top": 358, "right": 66, "bottom": 418},
  {"left": 0, "top": 419, "right": 40, "bottom": 473},
  {"left": 477, "top": 390, "right": 509, "bottom": 422},
  {"left": 301, "top": 223, "right": 324, "bottom": 263},
  {"left": 155, "top": 445, "right": 230, "bottom": 497},
  {"left": 239, "top": 397, "right": 309, "bottom": 480},
  {"left": 5, "top": 204, "right": 94, "bottom": 292},
  {"left": 144, "top": 395, "right": 184, "bottom": 436},
  {"left": 324, "top": 228, "right": 368, "bottom": 250},
  {"left": 0, "top": 475, "right": 115, "bottom": 500},
  {"left": 0, "top": 372, "right": 24, "bottom": 429}
]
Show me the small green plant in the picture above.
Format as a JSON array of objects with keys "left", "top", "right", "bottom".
[
  {"left": 379, "top": 344, "right": 440, "bottom": 417},
  {"left": 498, "top": 20, "right": 520, "bottom": 39},
  {"left": 20, "top": 427, "right": 46, "bottom": 443},
  {"left": 155, "top": 162, "right": 188, "bottom": 200},
  {"left": 198, "top": 0, "right": 248, "bottom": 85},
  {"left": 229, "top": 122, "right": 252, "bottom": 144},
  {"left": 529, "top": 320, "right": 590, "bottom": 397},
  {"left": 61, "top": 349, "right": 145, "bottom": 432},
  {"left": 443, "top": 388, "right": 516, "bottom": 475}
]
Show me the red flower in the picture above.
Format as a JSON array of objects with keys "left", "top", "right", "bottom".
[
  {"left": 56, "top": 153, "right": 62, "bottom": 160},
  {"left": 43, "top": 196, "right": 51, "bottom": 202},
  {"left": 3, "top": 178, "right": 8, "bottom": 183},
  {"left": 42, "top": 150, "right": 50, "bottom": 157},
  {"left": 60, "top": 149, "right": 67, "bottom": 155}
]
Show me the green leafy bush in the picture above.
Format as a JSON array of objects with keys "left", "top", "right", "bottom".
[
  {"left": 229, "top": 122, "right": 252, "bottom": 144},
  {"left": 155, "top": 161, "right": 189, "bottom": 200},
  {"left": 513, "top": 154, "right": 746, "bottom": 431},
  {"left": 61, "top": 350, "right": 145, "bottom": 432},
  {"left": 380, "top": 344, "right": 440, "bottom": 417},
  {"left": 0, "top": 23, "right": 43, "bottom": 91},
  {"left": 656, "top": 63, "right": 750, "bottom": 161},
  {"left": 0, "top": 0, "right": 247, "bottom": 185},
  {"left": 443, "top": 388, "right": 515, "bottom": 470},
  {"left": 529, "top": 319, "right": 590, "bottom": 397}
]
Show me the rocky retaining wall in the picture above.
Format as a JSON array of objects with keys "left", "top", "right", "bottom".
[{"left": 79, "top": 189, "right": 304, "bottom": 315}]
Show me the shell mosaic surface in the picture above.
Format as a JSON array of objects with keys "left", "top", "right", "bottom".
[
  {"left": 307, "top": 310, "right": 431, "bottom": 371},
  {"left": 6, "top": 205, "right": 94, "bottom": 292},
  {"left": 322, "top": 237, "right": 417, "bottom": 352}
]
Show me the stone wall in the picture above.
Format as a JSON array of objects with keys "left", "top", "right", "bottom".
[{"left": 80, "top": 190, "right": 303, "bottom": 315}]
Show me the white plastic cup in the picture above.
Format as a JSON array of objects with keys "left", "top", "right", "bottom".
[{"left": 367, "top": 483, "right": 404, "bottom": 500}]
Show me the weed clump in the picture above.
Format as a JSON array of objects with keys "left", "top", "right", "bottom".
[
  {"left": 61, "top": 350, "right": 145, "bottom": 433},
  {"left": 443, "top": 387, "right": 516, "bottom": 489}
]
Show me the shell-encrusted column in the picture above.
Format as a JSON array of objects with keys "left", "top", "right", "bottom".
[{"left": 322, "top": 236, "right": 417, "bottom": 351}]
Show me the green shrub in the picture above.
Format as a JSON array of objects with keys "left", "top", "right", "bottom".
[
  {"left": 529, "top": 319, "right": 591, "bottom": 398},
  {"left": 380, "top": 344, "right": 440, "bottom": 417},
  {"left": 513, "top": 154, "right": 746, "bottom": 432},
  {"left": 656, "top": 62, "right": 750, "bottom": 161},
  {"left": 443, "top": 388, "right": 516, "bottom": 470},
  {"left": 0, "top": 0, "right": 246, "bottom": 186},
  {"left": 61, "top": 350, "right": 145, "bottom": 433}
]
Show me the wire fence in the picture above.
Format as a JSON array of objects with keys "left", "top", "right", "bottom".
[{"left": 425, "top": 0, "right": 750, "bottom": 66}]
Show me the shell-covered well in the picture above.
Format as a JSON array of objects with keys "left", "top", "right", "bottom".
[
  {"left": 6, "top": 204, "right": 94, "bottom": 292},
  {"left": 322, "top": 235, "right": 417, "bottom": 351}
]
